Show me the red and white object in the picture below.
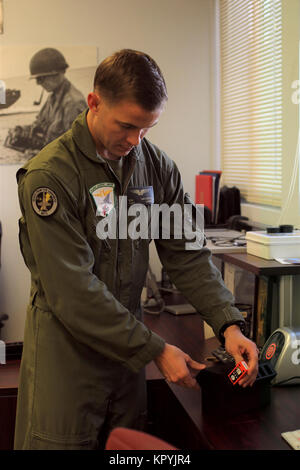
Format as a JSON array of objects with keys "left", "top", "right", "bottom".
[{"left": 228, "top": 361, "right": 249, "bottom": 385}]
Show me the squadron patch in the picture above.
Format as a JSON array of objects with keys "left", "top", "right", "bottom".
[
  {"left": 32, "top": 187, "right": 58, "bottom": 217},
  {"left": 89, "top": 182, "right": 115, "bottom": 217}
]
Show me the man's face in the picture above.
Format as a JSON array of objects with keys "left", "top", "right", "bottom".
[
  {"left": 36, "top": 73, "right": 65, "bottom": 93},
  {"left": 88, "top": 94, "right": 164, "bottom": 159}
]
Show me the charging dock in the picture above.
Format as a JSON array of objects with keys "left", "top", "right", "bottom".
[{"left": 196, "top": 361, "right": 277, "bottom": 418}]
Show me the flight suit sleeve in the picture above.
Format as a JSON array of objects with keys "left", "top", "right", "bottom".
[
  {"left": 154, "top": 159, "right": 245, "bottom": 341},
  {"left": 18, "top": 168, "right": 165, "bottom": 373}
]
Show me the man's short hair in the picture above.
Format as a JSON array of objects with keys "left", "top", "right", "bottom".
[{"left": 93, "top": 49, "right": 168, "bottom": 111}]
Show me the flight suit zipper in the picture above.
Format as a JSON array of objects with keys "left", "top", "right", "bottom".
[{"left": 105, "top": 156, "right": 137, "bottom": 302}]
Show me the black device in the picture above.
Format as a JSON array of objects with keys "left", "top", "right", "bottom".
[
  {"left": 196, "top": 361, "right": 276, "bottom": 418},
  {"left": 266, "top": 225, "right": 294, "bottom": 234},
  {"left": 211, "top": 345, "right": 235, "bottom": 364},
  {"left": 226, "top": 215, "right": 251, "bottom": 231},
  {"left": 5, "top": 341, "right": 23, "bottom": 360}
]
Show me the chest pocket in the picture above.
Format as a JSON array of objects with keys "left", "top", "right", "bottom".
[
  {"left": 126, "top": 185, "right": 164, "bottom": 242},
  {"left": 81, "top": 192, "right": 112, "bottom": 279}
]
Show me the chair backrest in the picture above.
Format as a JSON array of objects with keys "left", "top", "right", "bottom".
[{"left": 105, "top": 427, "right": 178, "bottom": 450}]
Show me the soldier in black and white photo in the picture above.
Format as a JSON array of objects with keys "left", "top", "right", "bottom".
[{"left": 5, "top": 48, "right": 87, "bottom": 158}]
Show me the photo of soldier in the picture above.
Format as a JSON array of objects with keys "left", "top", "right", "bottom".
[{"left": 4, "top": 48, "right": 87, "bottom": 159}]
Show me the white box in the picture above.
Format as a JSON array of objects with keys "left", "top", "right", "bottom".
[{"left": 246, "top": 231, "right": 300, "bottom": 260}]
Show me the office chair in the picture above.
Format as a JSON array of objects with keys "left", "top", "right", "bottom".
[{"left": 105, "top": 427, "right": 178, "bottom": 450}]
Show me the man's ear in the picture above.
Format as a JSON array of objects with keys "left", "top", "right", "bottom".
[{"left": 87, "top": 92, "right": 101, "bottom": 112}]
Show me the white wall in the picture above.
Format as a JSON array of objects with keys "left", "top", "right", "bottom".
[{"left": 0, "top": 0, "right": 213, "bottom": 341}]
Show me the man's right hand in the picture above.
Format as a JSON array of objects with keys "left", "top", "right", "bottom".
[{"left": 154, "top": 343, "right": 206, "bottom": 389}]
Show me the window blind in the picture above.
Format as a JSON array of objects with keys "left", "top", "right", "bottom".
[{"left": 219, "top": 0, "right": 282, "bottom": 207}]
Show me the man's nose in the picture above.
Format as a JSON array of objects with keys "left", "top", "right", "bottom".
[{"left": 126, "top": 129, "right": 143, "bottom": 146}]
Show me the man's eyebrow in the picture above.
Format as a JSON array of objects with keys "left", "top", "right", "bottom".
[
  {"left": 117, "top": 121, "right": 136, "bottom": 128},
  {"left": 116, "top": 119, "right": 159, "bottom": 129}
]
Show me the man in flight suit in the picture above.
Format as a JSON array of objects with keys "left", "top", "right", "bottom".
[{"left": 14, "top": 49, "right": 258, "bottom": 450}]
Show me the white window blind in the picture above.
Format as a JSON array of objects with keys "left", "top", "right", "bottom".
[{"left": 219, "top": 0, "right": 282, "bottom": 207}]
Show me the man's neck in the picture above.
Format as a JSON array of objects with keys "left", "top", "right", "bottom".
[
  {"left": 100, "top": 151, "right": 122, "bottom": 161},
  {"left": 101, "top": 150, "right": 122, "bottom": 161},
  {"left": 87, "top": 110, "right": 121, "bottom": 160}
]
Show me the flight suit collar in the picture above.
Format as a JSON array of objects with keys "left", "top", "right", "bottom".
[
  {"left": 72, "top": 109, "right": 145, "bottom": 165},
  {"left": 72, "top": 109, "right": 100, "bottom": 163}
]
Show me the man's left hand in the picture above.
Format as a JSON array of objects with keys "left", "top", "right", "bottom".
[{"left": 224, "top": 325, "right": 259, "bottom": 387}]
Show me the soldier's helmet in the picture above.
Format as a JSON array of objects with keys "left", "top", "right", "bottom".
[{"left": 29, "top": 48, "right": 69, "bottom": 79}]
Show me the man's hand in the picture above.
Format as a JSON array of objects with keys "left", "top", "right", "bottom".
[
  {"left": 224, "top": 325, "right": 259, "bottom": 387},
  {"left": 154, "top": 343, "right": 206, "bottom": 389}
]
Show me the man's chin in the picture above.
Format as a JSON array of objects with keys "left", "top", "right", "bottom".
[{"left": 116, "top": 145, "right": 133, "bottom": 156}]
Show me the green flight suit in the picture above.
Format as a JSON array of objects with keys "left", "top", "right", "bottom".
[{"left": 14, "top": 110, "right": 244, "bottom": 450}]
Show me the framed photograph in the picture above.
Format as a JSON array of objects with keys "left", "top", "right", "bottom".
[{"left": 0, "top": 45, "right": 97, "bottom": 164}]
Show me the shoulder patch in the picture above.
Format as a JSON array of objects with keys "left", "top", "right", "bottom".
[{"left": 31, "top": 187, "right": 58, "bottom": 217}]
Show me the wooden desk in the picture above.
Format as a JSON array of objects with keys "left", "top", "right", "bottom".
[
  {"left": 145, "top": 311, "right": 300, "bottom": 450},
  {"left": 1, "top": 312, "right": 299, "bottom": 451},
  {"left": 213, "top": 252, "right": 300, "bottom": 346},
  {"left": 215, "top": 252, "right": 300, "bottom": 277}
]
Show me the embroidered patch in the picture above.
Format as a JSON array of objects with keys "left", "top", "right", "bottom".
[
  {"left": 89, "top": 182, "right": 115, "bottom": 217},
  {"left": 31, "top": 187, "right": 58, "bottom": 217},
  {"left": 127, "top": 186, "right": 154, "bottom": 205}
]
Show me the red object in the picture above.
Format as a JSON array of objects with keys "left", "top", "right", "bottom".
[
  {"left": 200, "top": 171, "right": 222, "bottom": 224},
  {"left": 266, "top": 343, "right": 277, "bottom": 360},
  {"left": 105, "top": 427, "right": 178, "bottom": 450},
  {"left": 228, "top": 361, "right": 249, "bottom": 385},
  {"left": 195, "top": 174, "right": 213, "bottom": 213}
]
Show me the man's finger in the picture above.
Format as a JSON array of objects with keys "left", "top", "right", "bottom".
[
  {"left": 238, "top": 361, "right": 259, "bottom": 387},
  {"left": 232, "top": 354, "right": 244, "bottom": 365},
  {"left": 186, "top": 357, "right": 207, "bottom": 371},
  {"left": 178, "top": 374, "right": 200, "bottom": 389}
]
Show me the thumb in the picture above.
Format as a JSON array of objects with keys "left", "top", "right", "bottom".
[{"left": 186, "top": 357, "right": 207, "bottom": 371}]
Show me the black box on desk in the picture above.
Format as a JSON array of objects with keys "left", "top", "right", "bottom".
[{"left": 196, "top": 362, "right": 276, "bottom": 419}]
